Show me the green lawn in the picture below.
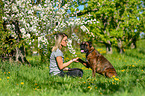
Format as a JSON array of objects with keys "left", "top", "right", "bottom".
[{"left": 0, "top": 40, "right": 145, "bottom": 96}]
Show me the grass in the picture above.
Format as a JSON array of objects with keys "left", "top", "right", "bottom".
[{"left": 0, "top": 39, "right": 145, "bottom": 96}]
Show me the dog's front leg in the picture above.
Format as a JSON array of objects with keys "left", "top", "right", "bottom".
[
  {"left": 92, "top": 68, "right": 96, "bottom": 77},
  {"left": 78, "top": 59, "right": 89, "bottom": 68}
]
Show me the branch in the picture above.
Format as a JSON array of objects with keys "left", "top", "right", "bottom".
[
  {"left": 12, "top": 21, "right": 22, "bottom": 41},
  {"left": 77, "top": 8, "right": 99, "bottom": 16}
]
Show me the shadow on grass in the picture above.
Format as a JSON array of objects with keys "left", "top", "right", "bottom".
[{"left": 28, "top": 60, "right": 49, "bottom": 68}]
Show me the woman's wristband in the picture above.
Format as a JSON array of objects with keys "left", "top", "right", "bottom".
[{"left": 71, "top": 59, "right": 74, "bottom": 62}]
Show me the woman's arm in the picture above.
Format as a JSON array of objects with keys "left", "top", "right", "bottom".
[{"left": 56, "top": 56, "right": 78, "bottom": 70}]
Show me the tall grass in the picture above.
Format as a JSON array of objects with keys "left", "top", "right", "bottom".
[{"left": 0, "top": 39, "right": 145, "bottom": 96}]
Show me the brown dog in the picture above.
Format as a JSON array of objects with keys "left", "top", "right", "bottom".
[{"left": 78, "top": 41, "right": 117, "bottom": 78}]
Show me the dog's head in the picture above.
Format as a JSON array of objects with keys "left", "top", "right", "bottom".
[{"left": 80, "top": 41, "right": 92, "bottom": 53}]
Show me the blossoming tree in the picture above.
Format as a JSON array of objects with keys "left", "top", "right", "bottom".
[{"left": 1, "top": 0, "right": 95, "bottom": 63}]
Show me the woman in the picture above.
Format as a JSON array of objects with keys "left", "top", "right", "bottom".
[{"left": 49, "top": 32, "right": 83, "bottom": 77}]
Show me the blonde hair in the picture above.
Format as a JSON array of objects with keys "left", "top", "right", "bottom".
[{"left": 52, "top": 33, "right": 68, "bottom": 52}]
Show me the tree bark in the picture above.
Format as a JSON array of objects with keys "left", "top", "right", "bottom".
[
  {"left": 15, "top": 46, "right": 30, "bottom": 64},
  {"left": 117, "top": 38, "right": 124, "bottom": 54},
  {"left": 131, "top": 38, "right": 137, "bottom": 49},
  {"left": 105, "top": 41, "right": 112, "bottom": 54}
]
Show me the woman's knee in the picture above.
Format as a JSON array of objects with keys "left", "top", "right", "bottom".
[{"left": 76, "top": 69, "right": 83, "bottom": 77}]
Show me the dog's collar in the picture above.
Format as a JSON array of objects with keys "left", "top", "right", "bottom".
[{"left": 86, "top": 48, "right": 95, "bottom": 58}]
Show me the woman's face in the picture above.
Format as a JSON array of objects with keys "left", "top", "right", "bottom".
[{"left": 61, "top": 36, "right": 68, "bottom": 47}]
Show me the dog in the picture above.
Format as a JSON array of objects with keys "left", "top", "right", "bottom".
[{"left": 78, "top": 41, "right": 118, "bottom": 78}]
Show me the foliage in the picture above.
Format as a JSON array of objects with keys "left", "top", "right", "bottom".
[{"left": 76, "top": 0, "right": 144, "bottom": 53}]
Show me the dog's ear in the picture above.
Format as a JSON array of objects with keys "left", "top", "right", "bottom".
[{"left": 87, "top": 41, "right": 92, "bottom": 48}]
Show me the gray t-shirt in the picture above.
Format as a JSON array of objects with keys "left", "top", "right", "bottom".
[{"left": 49, "top": 48, "right": 64, "bottom": 75}]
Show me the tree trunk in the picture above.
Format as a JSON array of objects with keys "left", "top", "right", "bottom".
[
  {"left": 15, "top": 47, "right": 30, "bottom": 64},
  {"left": 105, "top": 41, "right": 112, "bottom": 54},
  {"left": 130, "top": 43, "right": 135, "bottom": 49},
  {"left": 12, "top": 21, "right": 30, "bottom": 64},
  {"left": 131, "top": 38, "right": 137, "bottom": 49},
  {"left": 117, "top": 38, "right": 124, "bottom": 54},
  {"left": 40, "top": 49, "right": 45, "bottom": 63}
]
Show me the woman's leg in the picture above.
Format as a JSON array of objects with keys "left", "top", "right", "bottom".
[
  {"left": 65, "top": 69, "right": 83, "bottom": 77},
  {"left": 58, "top": 68, "right": 83, "bottom": 77}
]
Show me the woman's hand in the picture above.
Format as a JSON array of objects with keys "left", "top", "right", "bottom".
[
  {"left": 72, "top": 57, "right": 79, "bottom": 62},
  {"left": 63, "top": 67, "right": 69, "bottom": 71}
]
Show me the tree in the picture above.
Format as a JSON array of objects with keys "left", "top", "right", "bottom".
[
  {"left": 1, "top": 0, "right": 89, "bottom": 63},
  {"left": 76, "top": 0, "right": 144, "bottom": 54}
]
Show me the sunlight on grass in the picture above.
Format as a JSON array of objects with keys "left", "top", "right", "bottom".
[{"left": 0, "top": 43, "right": 145, "bottom": 96}]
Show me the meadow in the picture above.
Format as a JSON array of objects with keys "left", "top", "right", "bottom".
[{"left": 0, "top": 40, "right": 145, "bottom": 96}]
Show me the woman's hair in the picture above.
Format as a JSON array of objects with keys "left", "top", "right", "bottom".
[{"left": 52, "top": 32, "right": 68, "bottom": 52}]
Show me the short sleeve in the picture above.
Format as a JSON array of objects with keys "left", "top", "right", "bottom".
[{"left": 54, "top": 49, "right": 63, "bottom": 57}]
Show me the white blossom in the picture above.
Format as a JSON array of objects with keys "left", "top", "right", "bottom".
[
  {"left": 2, "top": 17, "right": 7, "bottom": 20},
  {"left": 2, "top": 0, "right": 93, "bottom": 56},
  {"left": 20, "top": 28, "right": 26, "bottom": 33},
  {"left": 26, "top": 34, "right": 30, "bottom": 38},
  {"left": 67, "top": 39, "right": 77, "bottom": 57}
]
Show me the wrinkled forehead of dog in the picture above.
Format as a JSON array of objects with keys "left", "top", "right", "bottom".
[
  {"left": 80, "top": 41, "right": 92, "bottom": 47},
  {"left": 80, "top": 42, "right": 86, "bottom": 45}
]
